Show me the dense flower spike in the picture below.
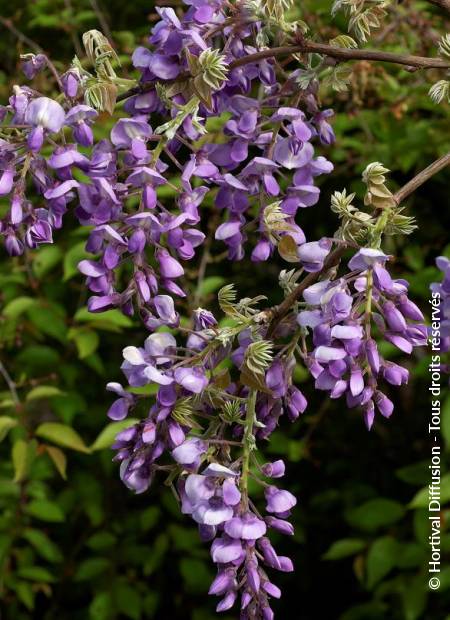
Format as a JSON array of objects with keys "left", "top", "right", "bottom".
[
  {"left": 297, "top": 248, "right": 427, "bottom": 429},
  {"left": 110, "top": 308, "right": 302, "bottom": 617}
]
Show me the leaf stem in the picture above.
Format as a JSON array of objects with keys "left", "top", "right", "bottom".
[
  {"left": 0, "top": 361, "right": 20, "bottom": 406},
  {"left": 240, "top": 389, "right": 257, "bottom": 510}
]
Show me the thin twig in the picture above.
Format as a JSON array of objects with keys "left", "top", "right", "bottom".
[
  {"left": 427, "top": 0, "right": 450, "bottom": 14},
  {"left": 0, "top": 16, "right": 64, "bottom": 91},
  {"left": 89, "top": 0, "right": 113, "bottom": 42},
  {"left": 229, "top": 42, "right": 450, "bottom": 71},
  {"left": 393, "top": 152, "right": 450, "bottom": 204},
  {"left": 0, "top": 361, "right": 20, "bottom": 406},
  {"left": 63, "top": 0, "right": 84, "bottom": 58},
  {"left": 0, "top": 16, "right": 44, "bottom": 54},
  {"left": 266, "top": 152, "right": 450, "bottom": 333},
  {"left": 116, "top": 40, "right": 449, "bottom": 103},
  {"left": 266, "top": 246, "right": 348, "bottom": 336}
]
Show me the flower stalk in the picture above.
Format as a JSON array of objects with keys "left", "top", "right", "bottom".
[{"left": 240, "top": 388, "right": 258, "bottom": 509}]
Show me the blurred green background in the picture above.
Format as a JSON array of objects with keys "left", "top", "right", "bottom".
[{"left": 0, "top": 1, "right": 449, "bottom": 618}]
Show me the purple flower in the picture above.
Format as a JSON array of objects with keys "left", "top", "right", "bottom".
[
  {"left": 132, "top": 48, "right": 180, "bottom": 79},
  {"left": 106, "top": 382, "right": 135, "bottom": 420},
  {"left": 25, "top": 97, "right": 65, "bottom": 152},
  {"left": 224, "top": 514, "right": 267, "bottom": 540},
  {"left": 261, "top": 460, "right": 285, "bottom": 478},
  {"left": 65, "top": 105, "right": 98, "bottom": 146},
  {"left": 265, "top": 486, "right": 297, "bottom": 515},
  {"left": 348, "top": 248, "right": 389, "bottom": 271},
  {"left": 297, "top": 238, "right": 332, "bottom": 272},
  {"left": 0, "top": 170, "right": 14, "bottom": 196},
  {"left": 22, "top": 54, "right": 47, "bottom": 79},
  {"left": 211, "top": 537, "right": 244, "bottom": 564},
  {"left": 111, "top": 118, "right": 152, "bottom": 158},
  {"left": 172, "top": 438, "right": 207, "bottom": 469},
  {"left": 194, "top": 308, "right": 217, "bottom": 330},
  {"left": 174, "top": 367, "right": 208, "bottom": 393},
  {"left": 157, "top": 249, "right": 184, "bottom": 278}
]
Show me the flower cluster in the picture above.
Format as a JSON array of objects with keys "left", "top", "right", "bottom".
[
  {"left": 106, "top": 293, "right": 308, "bottom": 616},
  {"left": 178, "top": 460, "right": 296, "bottom": 617},
  {"left": 298, "top": 247, "right": 427, "bottom": 429},
  {"left": 0, "top": 0, "right": 333, "bottom": 328}
]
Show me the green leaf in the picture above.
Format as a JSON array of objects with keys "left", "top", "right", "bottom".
[
  {"left": 75, "top": 557, "right": 110, "bottom": 581},
  {"left": 127, "top": 385, "right": 158, "bottom": 396},
  {"left": 52, "top": 392, "right": 86, "bottom": 425},
  {"left": 14, "top": 581, "right": 35, "bottom": 611},
  {"left": 36, "top": 422, "right": 90, "bottom": 453},
  {"left": 89, "top": 591, "right": 113, "bottom": 620},
  {"left": 366, "top": 536, "right": 399, "bottom": 588},
  {"left": 12, "top": 439, "right": 31, "bottom": 483},
  {"left": 33, "top": 245, "right": 63, "bottom": 278},
  {"left": 74, "top": 307, "right": 133, "bottom": 329},
  {"left": 73, "top": 9, "right": 97, "bottom": 23},
  {"left": 22, "top": 528, "right": 63, "bottom": 563},
  {"left": 410, "top": 473, "right": 450, "bottom": 508},
  {"left": 16, "top": 345, "right": 60, "bottom": 373},
  {"left": 396, "top": 461, "right": 429, "bottom": 486},
  {"left": 27, "top": 303, "right": 67, "bottom": 343},
  {"left": 3, "top": 296, "right": 35, "bottom": 318},
  {"left": 86, "top": 532, "right": 117, "bottom": 551},
  {"left": 402, "top": 575, "right": 428, "bottom": 620},
  {"left": 45, "top": 445, "right": 67, "bottom": 480},
  {"left": 68, "top": 327, "right": 100, "bottom": 359},
  {"left": 140, "top": 506, "right": 160, "bottom": 531},
  {"left": 26, "top": 499, "right": 65, "bottom": 523},
  {"left": 90, "top": 419, "right": 139, "bottom": 451},
  {"left": 82, "top": 352, "right": 105, "bottom": 376},
  {"left": 323, "top": 538, "right": 366, "bottom": 560},
  {"left": 396, "top": 542, "right": 426, "bottom": 569},
  {"left": 346, "top": 498, "right": 405, "bottom": 531},
  {"left": 116, "top": 582, "right": 142, "bottom": 620},
  {"left": 179, "top": 558, "right": 212, "bottom": 593},
  {"left": 199, "top": 276, "right": 226, "bottom": 297},
  {"left": 438, "top": 565, "right": 450, "bottom": 591},
  {"left": 26, "top": 386, "right": 65, "bottom": 401},
  {"left": 17, "top": 566, "right": 56, "bottom": 583},
  {"left": 64, "top": 241, "right": 89, "bottom": 281},
  {"left": 0, "top": 397, "right": 15, "bottom": 410},
  {"left": 0, "top": 416, "right": 18, "bottom": 441}
]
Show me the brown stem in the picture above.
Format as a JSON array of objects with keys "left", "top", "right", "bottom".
[
  {"left": 427, "top": 0, "right": 450, "bottom": 14},
  {"left": 89, "top": 0, "right": 113, "bottom": 42},
  {"left": 229, "top": 43, "right": 450, "bottom": 70},
  {"left": 0, "top": 16, "right": 44, "bottom": 54},
  {"left": 393, "top": 152, "right": 450, "bottom": 204},
  {"left": 266, "top": 246, "right": 347, "bottom": 336},
  {"left": 116, "top": 41, "right": 449, "bottom": 104},
  {"left": 0, "top": 360, "right": 20, "bottom": 406},
  {"left": 63, "top": 0, "right": 84, "bottom": 59},
  {"left": 266, "top": 152, "right": 450, "bottom": 334},
  {"left": 0, "top": 16, "right": 63, "bottom": 91}
]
